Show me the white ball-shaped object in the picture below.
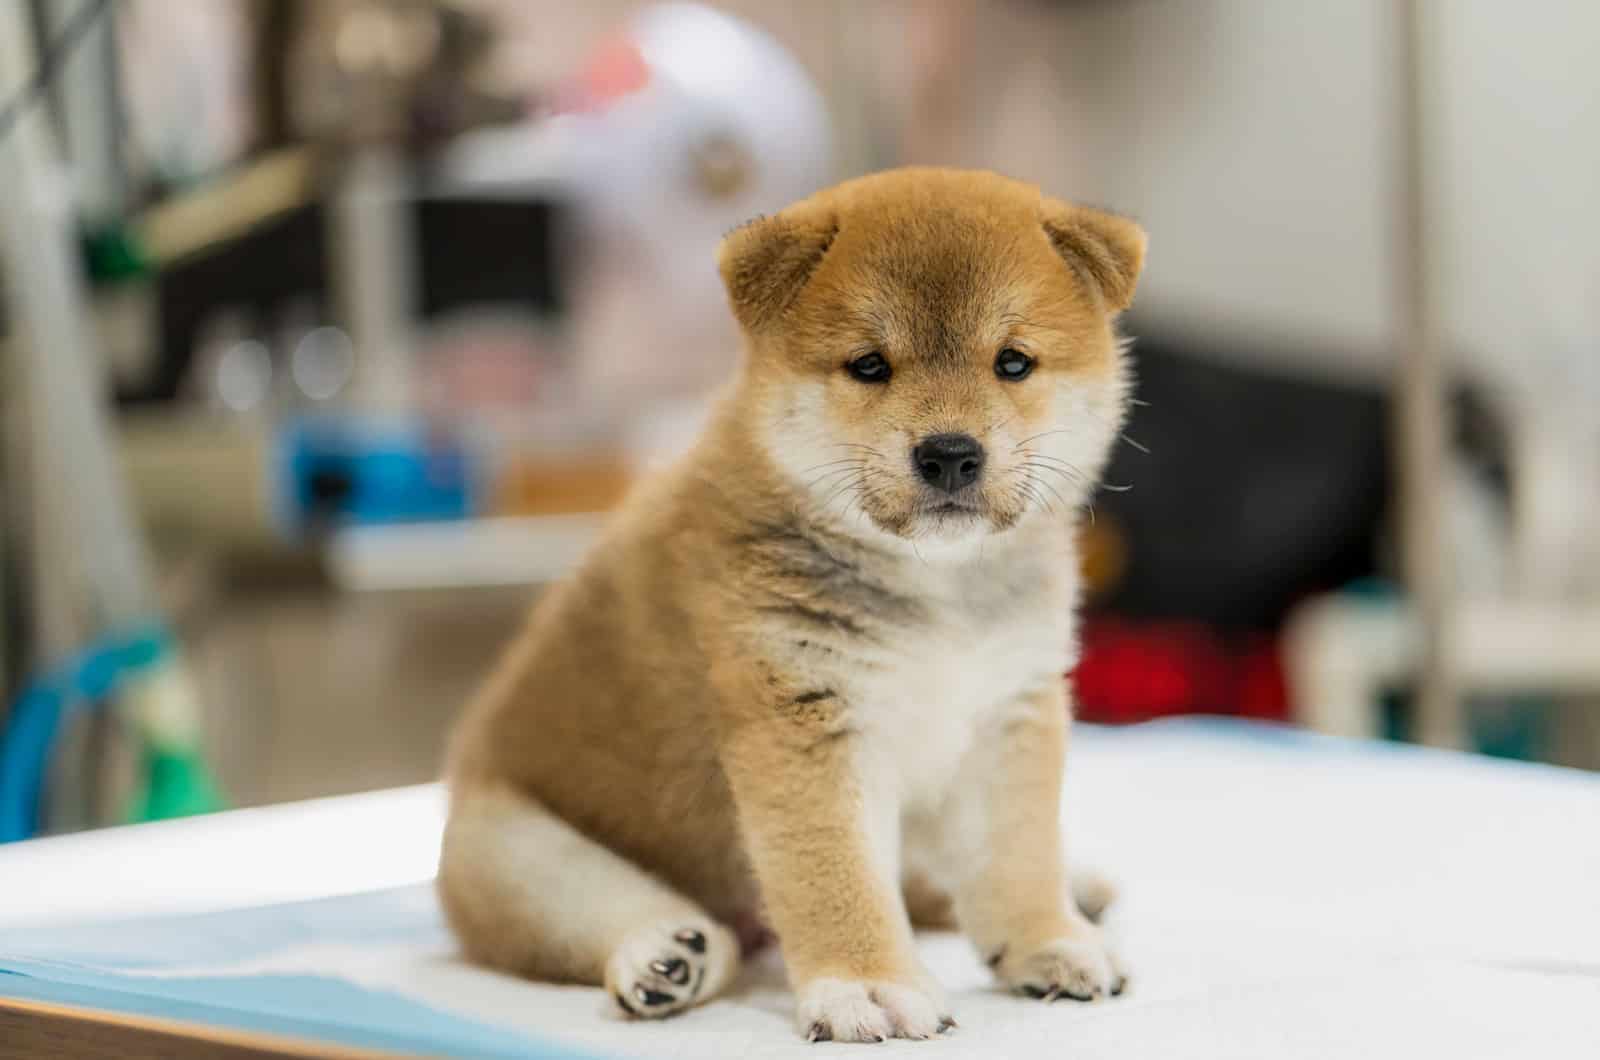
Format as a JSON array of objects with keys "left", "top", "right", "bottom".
[
  {"left": 560, "top": 4, "right": 834, "bottom": 402},
  {"left": 569, "top": 3, "right": 832, "bottom": 250}
]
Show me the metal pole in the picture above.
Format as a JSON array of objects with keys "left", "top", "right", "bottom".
[
  {"left": 330, "top": 147, "right": 418, "bottom": 416},
  {"left": 40, "top": 0, "right": 124, "bottom": 222},
  {"left": 1394, "top": 0, "right": 1462, "bottom": 747}
]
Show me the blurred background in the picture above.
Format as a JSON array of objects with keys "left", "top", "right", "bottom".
[{"left": 1, "top": 0, "right": 1596, "bottom": 842}]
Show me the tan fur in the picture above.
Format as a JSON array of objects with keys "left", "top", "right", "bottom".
[{"left": 438, "top": 168, "right": 1144, "bottom": 1040}]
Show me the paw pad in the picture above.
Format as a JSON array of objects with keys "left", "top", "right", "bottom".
[
  {"left": 650, "top": 956, "right": 690, "bottom": 984},
  {"left": 610, "top": 924, "right": 717, "bottom": 1019}
]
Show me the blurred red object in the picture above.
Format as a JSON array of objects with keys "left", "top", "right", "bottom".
[{"left": 1071, "top": 619, "right": 1288, "bottom": 724}]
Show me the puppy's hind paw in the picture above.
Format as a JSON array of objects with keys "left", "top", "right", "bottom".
[
  {"left": 606, "top": 920, "right": 737, "bottom": 1020},
  {"left": 1001, "top": 934, "right": 1127, "bottom": 1003}
]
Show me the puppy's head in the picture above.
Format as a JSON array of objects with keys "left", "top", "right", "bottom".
[{"left": 719, "top": 168, "right": 1144, "bottom": 546}]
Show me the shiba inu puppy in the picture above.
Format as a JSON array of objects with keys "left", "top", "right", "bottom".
[{"left": 439, "top": 167, "right": 1145, "bottom": 1042}]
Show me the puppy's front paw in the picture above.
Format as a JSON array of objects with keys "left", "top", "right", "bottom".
[
  {"left": 606, "top": 920, "right": 737, "bottom": 1019},
  {"left": 997, "top": 932, "right": 1126, "bottom": 1002},
  {"left": 797, "top": 977, "right": 955, "bottom": 1043}
]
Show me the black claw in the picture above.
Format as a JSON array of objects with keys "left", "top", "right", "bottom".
[
  {"left": 807, "top": 1020, "right": 833, "bottom": 1042},
  {"left": 674, "top": 929, "right": 707, "bottom": 954},
  {"left": 615, "top": 991, "right": 638, "bottom": 1016},
  {"left": 1021, "top": 983, "right": 1051, "bottom": 999},
  {"left": 938, "top": 1016, "right": 958, "bottom": 1034},
  {"left": 985, "top": 946, "right": 1007, "bottom": 970},
  {"left": 634, "top": 984, "right": 676, "bottom": 1007},
  {"left": 1111, "top": 976, "right": 1127, "bottom": 997},
  {"left": 651, "top": 956, "right": 691, "bottom": 984}
]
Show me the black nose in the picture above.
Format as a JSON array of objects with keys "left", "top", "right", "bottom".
[{"left": 913, "top": 433, "right": 985, "bottom": 493}]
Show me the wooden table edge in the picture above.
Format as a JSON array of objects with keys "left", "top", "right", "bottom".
[{"left": 0, "top": 994, "right": 416, "bottom": 1060}]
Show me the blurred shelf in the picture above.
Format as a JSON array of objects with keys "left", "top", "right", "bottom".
[
  {"left": 325, "top": 514, "right": 603, "bottom": 593},
  {"left": 1286, "top": 594, "right": 1600, "bottom": 742},
  {"left": 133, "top": 148, "right": 317, "bottom": 268}
]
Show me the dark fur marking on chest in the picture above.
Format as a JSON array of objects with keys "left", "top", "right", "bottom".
[
  {"left": 755, "top": 600, "right": 867, "bottom": 637},
  {"left": 737, "top": 518, "right": 925, "bottom": 630},
  {"left": 772, "top": 686, "right": 849, "bottom": 733}
]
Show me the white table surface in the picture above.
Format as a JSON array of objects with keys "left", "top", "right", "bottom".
[{"left": 2, "top": 720, "right": 1597, "bottom": 1059}]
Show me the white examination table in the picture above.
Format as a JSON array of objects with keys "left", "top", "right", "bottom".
[{"left": 1, "top": 719, "right": 1595, "bottom": 1058}]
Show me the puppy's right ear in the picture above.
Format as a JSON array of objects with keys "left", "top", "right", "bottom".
[{"left": 718, "top": 210, "right": 837, "bottom": 333}]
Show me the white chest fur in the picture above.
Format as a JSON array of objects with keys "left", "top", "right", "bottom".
[{"left": 845, "top": 545, "right": 1077, "bottom": 814}]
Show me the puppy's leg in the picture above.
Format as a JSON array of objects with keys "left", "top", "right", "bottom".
[
  {"left": 720, "top": 718, "right": 954, "bottom": 1043},
  {"left": 949, "top": 684, "right": 1126, "bottom": 1001},
  {"left": 438, "top": 781, "right": 739, "bottom": 1018}
]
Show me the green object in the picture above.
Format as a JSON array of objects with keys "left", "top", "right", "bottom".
[
  {"left": 82, "top": 222, "right": 150, "bottom": 285},
  {"left": 1468, "top": 694, "right": 1546, "bottom": 762},
  {"left": 128, "top": 746, "right": 227, "bottom": 824},
  {"left": 117, "top": 627, "right": 229, "bottom": 825}
]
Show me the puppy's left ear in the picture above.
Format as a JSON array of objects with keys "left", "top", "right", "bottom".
[
  {"left": 1040, "top": 199, "right": 1147, "bottom": 312},
  {"left": 718, "top": 208, "right": 838, "bottom": 333}
]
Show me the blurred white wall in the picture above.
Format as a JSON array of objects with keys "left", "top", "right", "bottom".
[
  {"left": 968, "top": 0, "right": 1597, "bottom": 387},
  {"left": 477, "top": 1, "right": 1598, "bottom": 387},
  {"left": 1017, "top": 1, "right": 1401, "bottom": 379},
  {"left": 1429, "top": 0, "right": 1600, "bottom": 406}
]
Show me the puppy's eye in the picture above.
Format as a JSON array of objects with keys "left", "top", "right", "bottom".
[
  {"left": 995, "top": 348, "right": 1034, "bottom": 381},
  {"left": 847, "top": 352, "right": 891, "bottom": 383}
]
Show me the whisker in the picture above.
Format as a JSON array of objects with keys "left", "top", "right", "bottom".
[
  {"left": 804, "top": 463, "right": 864, "bottom": 486},
  {"left": 1017, "top": 461, "right": 1089, "bottom": 490},
  {"left": 1012, "top": 428, "right": 1073, "bottom": 449},
  {"left": 805, "top": 467, "right": 866, "bottom": 491},
  {"left": 1071, "top": 405, "right": 1153, "bottom": 456},
  {"left": 1001, "top": 464, "right": 1053, "bottom": 512},
  {"left": 984, "top": 412, "right": 1020, "bottom": 435},
  {"left": 1013, "top": 480, "right": 1049, "bottom": 515},
  {"left": 810, "top": 463, "right": 890, "bottom": 491},
  {"left": 841, "top": 483, "right": 867, "bottom": 524},
  {"left": 851, "top": 483, "right": 886, "bottom": 526},
  {"left": 1015, "top": 451, "right": 1088, "bottom": 478},
  {"left": 800, "top": 457, "right": 864, "bottom": 476},
  {"left": 1023, "top": 470, "right": 1070, "bottom": 512},
  {"left": 819, "top": 471, "right": 871, "bottom": 510},
  {"left": 1020, "top": 454, "right": 1096, "bottom": 486}
]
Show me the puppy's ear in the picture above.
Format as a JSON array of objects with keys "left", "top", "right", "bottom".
[
  {"left": 718, "top": 210, "right": 837, "bottom": 333},
  {"left": 1039, "top": 199, "right": 1147, "bottom": 312}
]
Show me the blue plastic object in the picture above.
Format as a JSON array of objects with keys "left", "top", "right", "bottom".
[
  {"left": 0, "top": 625, "right": 172, "bottom": 843},
  {"left": 276, "top": 417, "right": 477, "bottom": 534}
]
